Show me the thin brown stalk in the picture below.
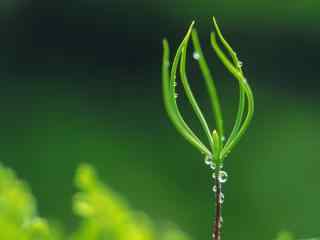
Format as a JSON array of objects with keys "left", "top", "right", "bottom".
[{"left": 213, "top": 169, "right": 222, "bottom": 240}]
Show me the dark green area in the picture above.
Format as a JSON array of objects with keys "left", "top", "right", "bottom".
[{"left": 0, "top": 1, "right": 319, "bottom": 239}]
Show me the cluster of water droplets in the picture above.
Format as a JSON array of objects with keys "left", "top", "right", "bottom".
[
  {"left": 204, "top": 155, "right": 216, "bottom": 170},
  {"left": 204, "top": 155, "right": 228, "bottom": 204},
  {"left": 213, "top": 170, "right": 227, "bottom": 205},
  {"left": 205, "top": 154, "right": 228, "bottom": 240}
]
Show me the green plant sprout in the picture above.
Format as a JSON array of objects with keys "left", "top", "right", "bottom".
[{"left": 162, "top": 17, "right": 254, "bottom": 240}]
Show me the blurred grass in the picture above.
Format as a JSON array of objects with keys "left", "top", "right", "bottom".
[{"left": 0, "top": 161, "right": 192, "bottom": 240}]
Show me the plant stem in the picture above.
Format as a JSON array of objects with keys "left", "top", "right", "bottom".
[{"left": 213, "top": 169, "right": 222, "bottom": 240}]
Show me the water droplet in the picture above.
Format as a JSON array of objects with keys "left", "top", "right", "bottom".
[
  {"left": 219, "top": 171, "right": 228, "bottom": 183},
  {"left": 221, "top": 135, "right": 226, "bottom": 142},
  {"left": 193, "top": 52, "right": 200, "bottom": 60},
  {"left": 220, "top": 216, "right": 223, "bottom": 223},
  {"left": 173, "top": 81, "right": 177, "bottom": 87},
  {"left": 212, "top": 172, "right": 216, "bottom": 179},
  {"left": 219, "top": 193, "right": 225, "bottom": 204},
  {"left": 210, "top": 162, "right": 216, "bottom": 170},
  {"left": 204, "top": 155, "right": 211, "bottom": 165},
  {"left": 212, "top": 233, "right": 215, "bottom": 238},
  {"left": 238, "top": 61, "right": 243, "bottom": 68},
  {"left": 174, "top": 93, "right": 178, "bottom": 99},
  {"left": 212, "top": 185, "right": 217, "bottom": 192}
]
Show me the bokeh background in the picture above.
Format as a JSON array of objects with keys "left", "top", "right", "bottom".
[{"left": 0, "top": 1, "right": 319, "bottom": 239}]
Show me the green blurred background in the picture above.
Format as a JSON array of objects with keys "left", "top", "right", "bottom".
[{"left": 0, "top": 1, "right": 319, "bottom": 239}]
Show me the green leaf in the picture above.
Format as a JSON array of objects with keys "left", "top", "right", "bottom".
[
  {"left": 162, "top": 33, "right": 211, "bottom": 156},
  {"left": 179, "top": 22, "right": 216, "bottom": 155},
  {"left": 191, "top": 29, "right": 224, "bottom": 138},
  {"left": 210, "top": 31, "right": 254, "bottom": 159},
  {"left": 211, "top": 17, "right": 247, "bottom": 153}
]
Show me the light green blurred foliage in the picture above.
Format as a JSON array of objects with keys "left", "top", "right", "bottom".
[
  {"left": 0, "top": 163, "right": 54, "bottom": 240},
  {"left": 0, "top": 163, "right": 191, "bottom": 240},
  {"left": 160, "top": 226, "right": 192, "bottom": 240},
  {"left": 0, "top": 162, "right": 302, "bottom": 240},
  {"left": 275, "top": 231, "right": 294, "bottom": 240},
  {"left": 71, "top": 164, "right": 192, "bottom": 240},
  {"left": 71, "top": 163, "right": 156, "bottom": 240}
]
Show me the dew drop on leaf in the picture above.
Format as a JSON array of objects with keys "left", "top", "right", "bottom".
[
  {"left": 212, "top": 185, "right": 217, "bottom": 192},
  {"left": 219, "top": 171, "right": 228, "bottom": 183},
  {"left": 204, "top": 155, "right": 211, "bottom": 165},
  {"left": 219, "top": 193, "right": 225, "bottom": 204},
  {"left": 210, "top": 162, "right": 216, "bottom": 170},
  {"left": 193, "top": 52, "right": 200, "bottom": 60}
]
